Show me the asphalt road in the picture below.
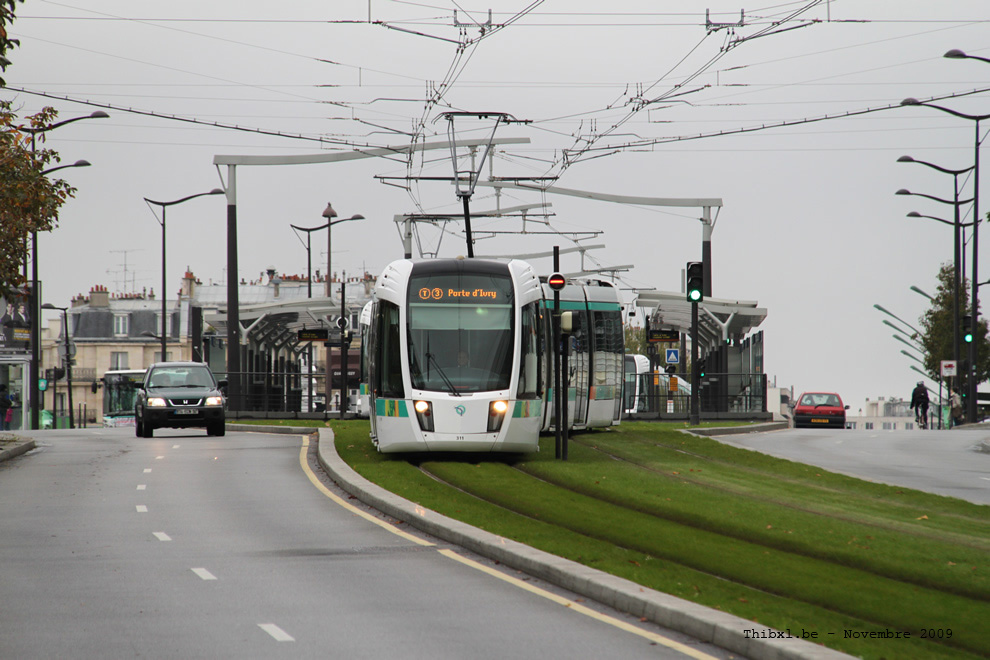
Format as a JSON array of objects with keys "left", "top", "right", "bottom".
[
  {"left": 0, "top": 428, "right": 736, "bottom": 660},
  {"left": 714, "top": 427, "right": 990, "bottom": 505}
]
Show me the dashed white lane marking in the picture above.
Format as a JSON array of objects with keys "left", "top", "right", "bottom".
[
  {"left": 172, "top": 444, "right": 180, "bottom": 449},
  {"left": 153, "top": 532, "right": 172, "bottom": 541},
  {"left": 258, "top": 623, "right": 294, "bottom": 642},
  {"left": 136, "top": 505, "right": 148, "bottom": 513},
  {"left": 143, "top": 468, "right": 152, "bottom": 473},
  {"left": 155, "top": 456, "right": 164, "bottom": 460},
  {"left": 191, "top": 568, "right": 217, "bottom": 580},
  {"left": 137, "top": 484, "right": 147, "bottom": 490}
]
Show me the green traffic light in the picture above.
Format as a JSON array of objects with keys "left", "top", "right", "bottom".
[
  {"left": 688, "top": 289, "right": 702, "bottom": 302},
  {"left": 965, "top": 332, "right": 974, "bottom": 343}
]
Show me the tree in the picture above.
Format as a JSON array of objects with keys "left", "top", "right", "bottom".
[
  {"left": 1, "top": 0, "right": 24, "bottom": 85},
  {"left": 624, "top": 323, "right": 647, "bottom": 355},
  {"left": 918, "top": 262, "right": 990, "bottom": 385},
  {"left": 0, "top": 101, "right": 79, "bottom": 298}
]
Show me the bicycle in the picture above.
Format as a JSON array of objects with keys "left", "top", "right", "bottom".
[{"left": 915, "top": 406, "right": 928, "bottom": 429}]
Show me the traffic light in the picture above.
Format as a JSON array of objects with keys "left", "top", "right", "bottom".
[
  {"left": 686, "top": 261, "right": 704, "bottom": 302},
  {"left": 963, "top": 315, "right": 973, "bottom": 343}
]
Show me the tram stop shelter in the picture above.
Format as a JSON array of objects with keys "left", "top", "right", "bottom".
[{"left": 633, "top": 291, "right": 769, "bottom": 419}]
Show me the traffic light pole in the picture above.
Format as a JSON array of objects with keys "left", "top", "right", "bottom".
[{"left": 690, "top": 301, "right": 700, "bottom": 426}]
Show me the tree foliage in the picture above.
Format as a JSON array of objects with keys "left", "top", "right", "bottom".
[
  {"left": 623, "top": 323, "right": 647, "bottom": 355},
  {"left": 0, "top": 101, "right": 78, "bottom": 297},
  {"left": 1, "top": 0, "right": 23, "bottom": 85},
  {"left": 918, "top": 262, "right": 990, "bottom": 384}
]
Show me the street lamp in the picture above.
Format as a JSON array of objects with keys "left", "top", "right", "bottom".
[
  {"left": 901, "top": 96, "right": 990, "bottom": 422},
  {"left": 944, "top": 49, "right": 990, "bottom": 65},
  {"left": 23, "top": 111, "right": 108, "bottom": 431},
  {"left": 317, "top": 203, "right": 364, "bottom": 415},
  {"left": 41, "top": 302, "right": 74, "bottom": 429},
  {"left": 319, "top": 203, "right": 365, "bottom": 297},
  {"left": 873, "top": 303, "right": 921, "bottom": 336},
  {"left": 290, "top": 215, "right": 363, "bottom": 414},
  {"left": 41, "top": 160, "right": 91, "bottom": 176},
  {"left": 898, "top": 157, "right": 973, "bottom": 364},
  {"left": 143, "top": 189, "right": 224, "bottom": 363}
]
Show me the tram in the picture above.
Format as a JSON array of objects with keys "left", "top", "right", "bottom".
[
  {"left": 366, "top": 257, "right": 624, "bottom": 453},
  {"left": 624, "top": 353, "right": 652, "bottom": 415},
  {"left": 101, "top": 368, "right": 147, "bottom": 427}
]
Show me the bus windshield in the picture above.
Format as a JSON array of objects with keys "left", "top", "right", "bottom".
[
  {"left": 103, "top": 370, "right": 146, "bottom": 425},
  {"left": 407, "top": 272, "right": 514, "bottom": 393}
]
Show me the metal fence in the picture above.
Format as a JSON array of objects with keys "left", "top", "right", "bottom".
[
  {"left": 219, "top": 371, "right": 358, "bottom": 415},
  {"left": 628, "top": 372, "right": 769, "bottom": 420}
]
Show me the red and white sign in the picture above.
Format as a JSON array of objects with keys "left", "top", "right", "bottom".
[{"left": 941, "top": 360, "right": 957, "bottom": 378}]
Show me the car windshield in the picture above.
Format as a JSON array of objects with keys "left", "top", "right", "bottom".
[
  {"left": 800, "top": 393, "right": 840, "bottom": 407},
  {"left": 147, "top": 366, "right": 216, "bottom": 389}
]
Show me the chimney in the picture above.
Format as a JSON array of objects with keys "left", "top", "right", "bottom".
[
  {"left": 181, "top": 268, "right": 196, "bottom": 299},
  {"left": 89, "top": 284, "right": 110, "bottom": 308}
]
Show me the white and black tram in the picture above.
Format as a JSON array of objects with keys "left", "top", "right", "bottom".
[{"left": 365, "top": 257, "right": 624, "bottom": 453}]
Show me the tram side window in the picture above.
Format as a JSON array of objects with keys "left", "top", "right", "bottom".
[
  {"left": 518, "top": 302, "right": 541, "bottom": 399},
  {"left": 377, "top": 301, "right": 404, "bottom": 398},
  {"left": 593, "top": 310, "right": 624, "bottom": 385}
]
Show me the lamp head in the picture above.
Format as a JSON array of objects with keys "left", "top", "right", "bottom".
[
  {"left": 322, "top": 203, "right": 337, "bottom": 220},
  {"left": 906, "top": 211, "right": 921, "bottom": 218},
  {"left": 900, "top": 97, "right": 922, "bottom": 107},
  {"left": 89, "top": 111, "right": 110, "bottom": 119},
  {"left": 896, "top": 189, "right": 911, "bottom": 195},
  {"left": 944, "top": 49, "right": 966, "bottom": 59},
  {"left": 896, "top": 155, "right": 914, "bottom": 163}
]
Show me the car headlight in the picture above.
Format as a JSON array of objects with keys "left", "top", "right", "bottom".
[
  {"left": 205, "top": 396, "right": 223, "bottom": 406},
  {"left": 488, "top": 400, "right": 508, "bottom": 432},
  {"left": 147, "top": 397, "right": 167, "bottom": 407}
]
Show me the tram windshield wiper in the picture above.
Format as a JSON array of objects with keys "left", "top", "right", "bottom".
[{"left": 426, "top": 351, "right": 461, "bottom": 397}]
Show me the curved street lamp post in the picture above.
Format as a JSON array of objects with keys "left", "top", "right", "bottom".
[
  {"left": 143, "top": 189, "right": 224, "bottom": 364},
  {"left": 903, "top": 54, "right": 990, "bottom": 420},
  {"left": 23, "top": 111, "right": 108, "bottom": 430}
]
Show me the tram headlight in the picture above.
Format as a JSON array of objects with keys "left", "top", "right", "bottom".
[
  {"left": 414, "top": 400, "right": 434, "bottom": 432},
  {"left": 488, "top": 400, "right": 509, "bottom": 432}
]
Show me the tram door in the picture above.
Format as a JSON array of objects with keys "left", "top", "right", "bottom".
[{"left": 569, "top": 308, "right": 590, "bottom": 427}]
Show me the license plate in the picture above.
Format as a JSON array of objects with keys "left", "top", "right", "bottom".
[
  {"left": 811, "top": 418, "right": 829, "bottom": 423},
  {"left": 175, "top": 408, "right": 197, "bottom": 415}
]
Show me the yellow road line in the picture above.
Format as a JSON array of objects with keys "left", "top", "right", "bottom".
[
  {"left": 438, "top": 549, "right": 719, "bottom": 659},
  {"left": 301, "top": 435, "right": 718, "bottom": 660},
  {"left": 298, "top": 435, "right": 433, "bottom": 546}
]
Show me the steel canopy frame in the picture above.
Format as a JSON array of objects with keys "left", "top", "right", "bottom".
[
  {"left": 474, "top": 180, "right": 723, "bottom": 296},
  {"left": 211, "top": 136, "right": 530, "bottom": 410}
]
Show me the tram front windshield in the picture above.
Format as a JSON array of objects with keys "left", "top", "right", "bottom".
[{"left": 407, "top": 272, "right": 514, "bottom": 393}]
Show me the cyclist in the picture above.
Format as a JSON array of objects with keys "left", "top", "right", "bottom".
[{"left": 910, "top": 381, "right": 929, "bottom": 429}]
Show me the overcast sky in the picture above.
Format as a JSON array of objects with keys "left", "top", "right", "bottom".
[{"left": 5, "top": 1, "right": 989, "bottom": 412}]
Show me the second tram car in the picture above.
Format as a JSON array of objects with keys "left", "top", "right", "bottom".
[{"left": 366, "top": 257, "right": 623, "bottom": 453}]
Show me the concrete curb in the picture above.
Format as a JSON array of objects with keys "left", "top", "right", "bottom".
[
  {"left": 0, "top": 438, "right": 37, "bottom": 463},
  {"left": 686, "top": 421, "right": 790, "bottom": 436},
  {"left": 315, "top": 428, "right": 852, "bottom": 660}
]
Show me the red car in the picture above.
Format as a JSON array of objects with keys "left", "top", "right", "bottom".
[{"left": 793, "top": 391, "right": 848, "bottom": 429}]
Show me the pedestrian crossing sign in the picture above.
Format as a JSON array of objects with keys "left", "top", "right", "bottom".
[{"left": 665, "top": 348, "right": 679, "bottom": 364}]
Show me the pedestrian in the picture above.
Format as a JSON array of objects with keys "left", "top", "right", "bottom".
[
  {"left": 950, "top": 389, "right": 963, "bottom": 427},
  {"left": 910, "top": 381, "right": 930, "bottom": 429},
  {"left": 0, "top": 385, "right": 10, "bottom": 431}
]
